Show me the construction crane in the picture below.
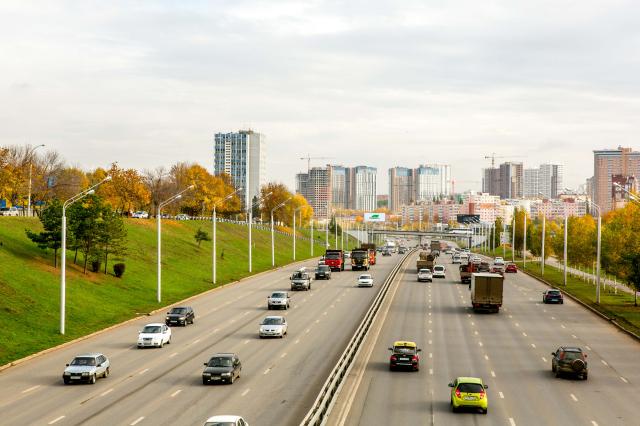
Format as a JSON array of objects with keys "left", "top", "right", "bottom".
[
  {"left": 447, "top": 179, "right": 480, "bottom": 195},
  {"left": 300, "top": 155, "right": 335, "bottom": 173},
  {"left": 484, "top": 153, "right": 525, "bottom": 169}
]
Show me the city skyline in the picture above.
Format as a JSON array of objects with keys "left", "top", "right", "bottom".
[{"left": 2, "top": 3, "right": 638, "bottom": 194}]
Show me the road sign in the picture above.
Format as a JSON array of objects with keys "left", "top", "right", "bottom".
[
  {"left": 364, "top": 213, "right": 386, "bottom": 222},
  {"left": 500, "top": 232, "right": 510, "bottom": 244}
]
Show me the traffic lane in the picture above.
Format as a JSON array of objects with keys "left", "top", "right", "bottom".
[
  {"left": 23, "top": 255, "right": 401, "bottom": 425},
  {"left": 0, "top": 257, "right": 321, "bottom": 419},
  {"left": 70, "top": 255, "right": 399, "bottom": 426}
]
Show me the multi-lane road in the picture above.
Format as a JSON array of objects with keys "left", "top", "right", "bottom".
[
  {"left": 0, "top": 254, "right": 404, "bottom": 425},
  {"left": 329, "top": 252, "right": 640, "bottom": 426}
]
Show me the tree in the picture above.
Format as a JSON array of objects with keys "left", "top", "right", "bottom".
[
  {"left": 260, "top": 182, "right": 293, "bottom": 224},
  {"left": 96, "top": 209, "right": 127, "bottom": 274},
  {"left": 527, "top": 216, "right": 557, "bottom": 259},
  {"left": 67, "top": 195, "right": 105, "bottom": 273},
  {"left": 96, "top": 163, "right": 151, "bottom": 214},
  {"left": 25, "top": 199, "right": 63, "bottom": 266},
  {"left": 493, "top": 217, "right": 504, "bottom": 248},
  {"left": 194, "top": 228, "right": 211, "bottom": 247},
  {"left": 621, "top": 252, "right": 640, "bottom": 306},
  {"left": 512, "top": 208, "right": 529, "bottom": 254}
]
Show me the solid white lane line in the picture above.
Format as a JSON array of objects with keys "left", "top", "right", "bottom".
[
  {"left": 241, "top": 388, "right": 250, "bottom": 397},
  {"left": 130, "top": 417, "right": 145, "bottom": 425},
  {"left": 101, "top": 388, "right": 114, "bottom": 397},
  {"left": 542, "top": 357, "right": 547, "bottom": 363},
  {"left": 170, "top": 389, "right": 182, "bottom": 397},
  {"left": 621, "top": 377, "right": 629, "bottom": 383},
  {"left": 570, "top": 393, "right": 578, "bottom": 402},
  {"left": 601, "top": 360, "right": 608, "bottom": 366},
  {"left": 139, "top": 368, "right": 149, "bottom": 375},
  {"left": 498, "top": 391, "right": 504, "bottom": 399},
  {"left": 509, "top": 418, "right": 516, "bottom": 426},
  {"left": 263, "top": 368, "right": 271, "bottom": 375},
  {"left": 491, "top": 371, "right": 496, "bottom": 377},
  {"left": 48, "top": 416, "right": 65, "bottom": 424},
  {"left": 22, "top": 385, "right": 41, "bottom": 394}
]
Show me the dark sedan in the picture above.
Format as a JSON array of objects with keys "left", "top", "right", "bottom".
[
  {"left": 202, "top": 353, "right": 242, "bottom": 385},
  {"left": 543, "top": 289, "right": 564, "bottom": 304}
]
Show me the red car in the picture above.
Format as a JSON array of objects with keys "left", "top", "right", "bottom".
[{"left": 505, "top": 263, "right": 518, "bottom": 273}]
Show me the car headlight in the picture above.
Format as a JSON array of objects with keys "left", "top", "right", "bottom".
[
  {"left": 221, "top": 372, "right": 232, "bottom": 376},
  {"left": 82, "top": 372, "right": 89, "bottom": 376},
  {"left": 203, "top": 373, "right": 211, "bottom": 376},
  {"left": 179, "top": 317, "right": 185, "bottom": 320},
  {"left": 165, "top": 316, "right": 170, "bottom": 320},
  {"left": 63, "top": 372, "right": 70, "bottom": 376}
]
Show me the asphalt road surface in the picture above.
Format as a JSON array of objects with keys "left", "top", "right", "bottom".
[
  {"left": 0, "top": 254, "right": 404, "bottom": 426},
  {"left": 329, "top": 252, "right": 640, "bottom": 426}
]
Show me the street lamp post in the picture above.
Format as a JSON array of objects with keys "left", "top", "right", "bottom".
[
  {"left": 588, "top": 200, "right": 602, "bottom": 304},
  {"left": 512, "top": 216, "right": 516, "bottom": 263},
  {"left": 563, "top": 213, "right": 568, "bottom": 286},
  {"left": 27, "top": 144, "right": 45, "bottom": 217},
  {"left": 523, "top": 214, "right": 527, "bottom": 268},
  {"left": 247, "top": 192, "right": 273, "bottom": 273},
  {"left": 541, "top": 215, "right": 546, "bottom": 275},
  {"left": 271, "top": 197, "right": 291, "bottom": 266},
  {"left": 293, "top": 206, "right": 304, "bottom": 260},
  {"left": 60, "top": 175, "right": 111, "bottom": 334},
  {"left": 213, "top": 188, "right": 242, "bottom": 285},
  {"left": 158, "top": 185, "right": 194, "bottom": 303}
]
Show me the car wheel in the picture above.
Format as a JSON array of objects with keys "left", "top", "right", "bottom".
[
  {"left": 167, "top": 336, "right": 171, "bottom": 344},
  {"left": 482, "top": 408, "right": 488, "bottom": 415},
  {"left": 552, "top": 364, "right": 556, "bottom": 373},
  {"left": 63, "top": 378, "right": 70, "bottom": 385},
  {"left": 583, "top": 373, "right": 588, "bottom": 380},
  {"left": 159, "top": 341, "right": 164, "bottom": 348},
  {"left": 229, "top": 374, "right": 235, "bottom": 384},
  {"left": 90, "top": 374, "right": 96, "bottom": 384},
  {"left": 104, "top": 367, "right": 110, "bottom": 378},
  {"left": 555, "top": 371, "right": 561, "bottom": 378},
  {"left": 560, "top": 301, "right": 564, "bottom": 304},
  {"left": 202, "top": 378, "right": 208, "bottom": 385}
]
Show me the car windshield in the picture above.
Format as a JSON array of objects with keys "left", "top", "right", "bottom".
[
  {"left": 208, "top": 357, "right": 233, "bottom": 367},
  {"left": 262, "top": 317, "right": 284, "bottom": 325},
  {"left": 352, "top": 251, "right": 367, "bottom": 259},
  {"left": 271, "top": 292, "right": 286, "bottom": 298},
  {"left": 434, "top": 266, "right": 444, "bottom": 271},
  {"left": 457, "top": 383, "right": 484, "bottom": 393},
  {"left": 142, "top": 325, "right": 162, "bottom": 333},
  {"left": 359, "top": 275, "right": 371, "bottom": 280},
  {"left": 318, "top": 266, "right": 330, "bottom": 272},
  {"left": 325, "top": 253, "right": 341, "bottom": 259},
  {"left": 292, "top": 272, "right": 305, "bottom": 279},
  {"left": 169, "top": 308, "right": 187, "bottom": 314},
  {"left": 393, "top": 345, "right": 416, "bottom": 355},
  {"left": 71, "top": 357, "right": 96, "bottom": 366},
  {"left": 419, "top": 269, "right": 431, "bottom": 274},
  {"left": 548, "top": 290, "right": 561, "bottom": 295}
]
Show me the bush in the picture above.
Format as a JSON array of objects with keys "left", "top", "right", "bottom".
[
  {"left": 113, "top": 263, "right": 126, "bottom": 278},
  {"left": 90, "top": 260, "right": 101, "bottom": 273}
]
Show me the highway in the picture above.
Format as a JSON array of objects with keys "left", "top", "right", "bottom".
[
  {"left": 329, "top": 252, "right": 640, "bottom": 426},
  {"left": 0, "top": 253, "right": 404, "bottom": 425}
]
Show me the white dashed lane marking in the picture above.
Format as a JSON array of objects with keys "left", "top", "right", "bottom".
[
  {"left": 241, "top": 388, "right": 250, "bottom": 397},
  {"left": 22, "top": 385, "right": 40, "bottom": 394},
  {"left": 491, "top": 371, "right": 496, "bottom": 377},
  {"left": 130, "top": 417, "right": 145, "bottom": 426},
  {"left": 101, "top": 388, "right": 114, "bottom": 397},
  {"left": 48, "top": 416, "right": 65, "bottom": 425},
  {"left": 170, "top": 389, "right": 182, "bottom": 397},
  {"left": 570, "top": 394, "right": 578, "bottom": 402},
  {"left": 542, "top": 357, "right": 547, "bottom": 363},
  {"left": 498, "top": 391, "right": 504, "bottom": 399},
  {"left": 509, "top": 418, "right": 516, "bottom": 426},
  {"left": 621, "top": 377, "right": 629, "bottom": 383},
  {"left": 139, "top": 368, "right": 149, "bottom": 375},
  {"left": 601, "top": 360, "right": 608, "bottom": 366}
]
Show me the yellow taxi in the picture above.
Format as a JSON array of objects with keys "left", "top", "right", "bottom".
[
  {"left": 448, "top": 377, "right": 488, "bottom": 414},
  {"left": 388, "top": 341, "right": 421, "bottom": 371}
]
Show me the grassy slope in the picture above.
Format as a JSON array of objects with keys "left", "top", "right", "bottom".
[{"left": 0, "top": 217, "right": 331, "bottom": 366}]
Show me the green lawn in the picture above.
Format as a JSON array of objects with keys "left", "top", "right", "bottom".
[
  {"left": 519, "top": 261, "right": 640, "bottom": 337},
  {"left": 0, "top": 217, "right": 333, "bottom": 366}
]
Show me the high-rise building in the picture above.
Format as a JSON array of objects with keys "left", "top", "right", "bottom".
[
  {"left": 482, "top": 168, "right": 501, "bottom": 196},
  {"left": 328, "top": 165, "right": 350, "bottom": 211},
  {"left": 414, "top": 164, "right": 451, "bottom": 202},
  {"left": 539, "top": 164, "right": 563, "bottom": 199},
  {"left": 523, "top": 168, "right": 539, "bottom": 198},
  {"left": 295, "top": 167, "right": 330, "bottom": 219},
  {"left": 499, "top": 162, "right": 523, "bottom": 199},
  {"left": 388, "top": 167, "right": 414, "bottom": 213},
  {"left": 350, "top": 166, "right": 377, "bottom": 211},
  {"left": 214, "top": 130, "right": 266, "bottom": 208},
  {"left": 593, "top": 147, "right": 640, "bottom": 212}
]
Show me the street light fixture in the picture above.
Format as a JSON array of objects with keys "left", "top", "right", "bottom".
[
  {"left": 212, "top": 187, "right": 242, "bottom": 285},
  {"left": 157, "top": 185, "right": 194, "bottom": 303},
  {"left": 293, "top": 205, "right": 304, "bottom": 261},
  {"left": 614, "top": 182, "right": 640, "bottom": 204},
  {"left": 247, "top": 191, "right": 273, "bottom": 272},
  {"left": 27, "top": 144, "right": 45, "bottom": 217},
  {"left": 60, "top": 175, "right": 111, "bottom": 334},
  {"left": 271, "top": 197, "right": 291, "bottom": 266},
  {"left": 587, "top": 199, "right": 602, "bottom": 304},
  {"left": 538, "top": 192, "right": 547, "bottom": 276}
]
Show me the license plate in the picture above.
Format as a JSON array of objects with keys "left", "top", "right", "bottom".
[
  {"left": 70, "top": 376, "right": 81, "bottom": 380},
  {"left": 212, "top": 377, "right": 220, "bottom": 381},
  {"left": 464, "top": 396, "right": 476, "bottom": 400},
  {"left": 399, "top": 358, "right": 409, "bottom": 361}
]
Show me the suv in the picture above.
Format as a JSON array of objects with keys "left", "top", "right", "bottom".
[
  {"left": 543, "top": 289, "right": 564, "bottom": 304},
  {"left": 63, "top": 353, "right": 110, "bottom": 384},
  {"left": 290, "top": 269, "right": 312, "bottom": 291},
  {"left": 267, "top": 291, "right": 290, "bottom": 310},
  {"left": 202, "top": 353, "right": 242, "bottom": 384},
  {"left": 165, "top": 306, "right": 195, "bottom": 326},
  {"left": 315, "top": 265, "right": 332, "bottom": 280},
  {"left": 551, "top": 347, "right": 588, "bottom": 379}
]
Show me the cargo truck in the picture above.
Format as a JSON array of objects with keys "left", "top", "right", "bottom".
[
  {"left": 324, "top": 249, "right": 345, "bottom": 271},
  {"left": 416, "top": 252, "right": 435, "bottom": 272},
  {"left": 361, "top": 244, "right": 377, "bottom": 265},
  {"left": 351, "top": 249, "right": 370, "bottom": 271},
  {"left": 470, "top": 273, "right": 504, "bottom": 313}
]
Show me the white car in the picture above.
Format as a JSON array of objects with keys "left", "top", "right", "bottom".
[
  {"left": 432, "top": 265, "right": 446, "bottom": 278},
  {"left": 204, "top": 415, "right": 249, "bottom": 426},
  {"left": 267, "top": 291, "right": 290, "bottom": 310},
  {"left": 358, "top": 274, "right": 374, "bottom": 287},
  {"left": 259, "top": 316, "right": 287, "bottom": 338},
  {"left": 452, "top": 255, "right": 461, "bottom": 264},
  {"left": 175, "top": 213, "right": 190, "bottom": 220},
  {"left": 62, "top": 353, "right": 110, "bottom": 385},
  {"left": 494, "top": 257, "right": 504, "bottom": 264},
  {"left": 417, "top": 269, "right": 433, "bottom": 282},
  {"left": 0, "top": 207, "right": 20, "bottom": 216},
  {"left": 131, "top": 210, "right": 149, "bottom": 218},
  {"left": 472, "top": 256, "right": 482, "bottom": 265},
  {"left": 137, "top": 323, "right": 172, "bottom": 348}
]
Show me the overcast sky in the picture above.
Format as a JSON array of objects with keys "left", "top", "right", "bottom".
[{"left": 2, "top": 1, "right": 639, "bottom": 194}]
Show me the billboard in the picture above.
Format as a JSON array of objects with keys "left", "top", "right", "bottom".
[{"left": 364, "top": 212, "right": 386, "bottom": 222}]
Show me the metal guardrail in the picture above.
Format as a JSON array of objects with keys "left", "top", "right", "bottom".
[{"left": 300, "top": 249, "right": 414, "bottom": 425}]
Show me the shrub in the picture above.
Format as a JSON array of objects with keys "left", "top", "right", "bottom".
[
  {"left": 113, "top": 263, "right": 126, "bottom": 278},
  {"left": 90, "top": 260, "right": 101, "bottom": 273}
]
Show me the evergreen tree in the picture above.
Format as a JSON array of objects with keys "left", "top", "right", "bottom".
[{"left": 25, "top": 199, "right": 63, "bottom": 267}]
